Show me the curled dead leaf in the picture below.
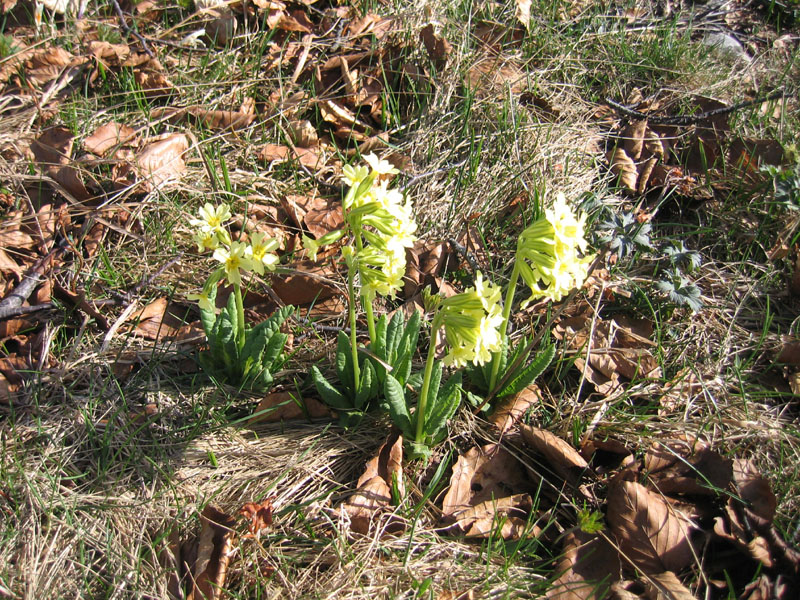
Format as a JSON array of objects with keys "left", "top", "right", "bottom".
[
  {"left": 249, "top": 391, "right": 331, "bottom": 423},
  {"left": 135, "top": 133, "right": 189, "bottom": 189},
  {"left": 607, "top": 147, "right": 638, "bottom": 193},
  {"left": 339, "top": 434, "right": 405, "bottom": 535},
  {"left": 520, "top": 424, "right": 592, "bottom": 486},
  {"left": 190, "top": 505, "right": 237, "bottom": 600},
  {"left": 238, "top": 497, "right": 275, "bottom": 538},
  {"left": 83, "top": 122, "right": 137, "bottom": 156},
  {"left": 607, "top": 477, "right": 696, "bottom": 574},
  {"left": 547, "top": 530, "right": 620, "bottom": 599}
]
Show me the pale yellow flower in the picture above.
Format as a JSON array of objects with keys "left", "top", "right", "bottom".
[
  {"left": 247, "top": 232, "right": 279, "bottom": 275},
  {"left": 188, "top": 290, "right": 215, "bottom": 312},
  {"left": 213, "top": 241, "right": 256, "bottom": 286},
  {"left": 363, "top": 153, "right": 399, "bottom": 176},
  {"left": 194, "top": 229, "right": 220, "bottom": 253},
  {"left": 191, "top": 203, "right": 231, "bottom": 234}
]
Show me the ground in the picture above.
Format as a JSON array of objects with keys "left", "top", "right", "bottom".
[{"left": 0, "top": 0, "right": 799, "bottom": 598}]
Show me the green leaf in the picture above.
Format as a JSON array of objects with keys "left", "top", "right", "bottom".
[
  {"left": 335, "top": 331, "right": 354, "bottom": 396},
  {"left": 262, "top": 332, "right": 288, "bottom": 371},
  {"left": 384, "top": 374, "right": 413, "bottom": 436},
  {"left": 199, "top": 295, "right": 217, "bottom": 340},
  {"left": 394, "top": 311, "right": 421, "bottom": 385},
  {"left": 312, "top": 366, "right": 351, "bottom": 410},
  {"left": 427, "top": 361, "right": 443, "bottom": 408},
  {"left": 355, "top": 360, "right": 377, "bottom": 409},
  {"left": 424, "top": 372, "right": 461, "bottom": 443},
  {"left": 498, "top": 343, "right": 555, "bottom": 398},
  {"left": 386, "top": 310, "right": 405, "bottom": 362},
  {"left": 407, "top": 371, "right": 424, "bottom": 393},
  {"left": 374, "top": 314, "right": 388, "bottom": 359},
  {"left": 405, "top": 440, "right": 432, "bottom": 461}
]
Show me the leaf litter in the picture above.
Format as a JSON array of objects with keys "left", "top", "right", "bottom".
[{"left": 0, "top": 0, "right": 799, "bottom": 598}]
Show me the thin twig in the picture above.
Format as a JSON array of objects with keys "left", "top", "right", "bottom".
[
  {"left": 0, "top": 244, "right": 65, "bottom": 319},
  {"left": 0, "top": 303, "right": 54, "bottom": 320},
  {"left": 447, "top": 238, "right": 482, "bottom": 274},
  {"left": 111, "top": 0, "right": 154, "bottom": 57},
  {"left": 604, "top": 89, "right": 786, "bottom": 126}
]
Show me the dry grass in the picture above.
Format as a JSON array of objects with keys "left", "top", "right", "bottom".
[{"left": 1, "top": 0, "right": 800, "bottom": 598}]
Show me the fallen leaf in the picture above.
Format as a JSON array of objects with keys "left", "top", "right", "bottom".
[
  {"left": 420, "top": 24, "right": 452, "bottom": 67},
  {"left": 607, "top": 477, "right": 696, "bottom": 574},
  {"left": 257, "top": 143, "right": 324, "bottom": 170},
  {"left": 547, "top": 530, "right": 620, "bottom": 599},
  {"left": 302, "top": 197, "right": 343, "bottom": 239},
  {"left": 515, "top": 0, "right": 531, "bottom": 28},
  {"left": 132, "top": 57, "right": 175, "bottom": 98},
  {"left": 249, "top": 391, "right": 331, "bottom": 423},
  {"left": 127, "top": 297, "right": 204, "bottom": 343},
  {"left": 339, "top": 433, "right": 405, "bottom": 535},
  {"left": 644, "top": 571, "right": 694, "bottom": 600},
  {"left": 731, "top": 459, "right": 776, "bottom": 522},
  {"left": 271, "top": 260, "right": 340, "bottom": 305},
  {"left": 441, "top": 444, "right": 531, "bottom": 521},
  {"left": 135, "top": 133, "right": 189, "bottom": 188},
  {"left": 87, "top": 41, "right": 131, "bottom": 67},
  {"left": 520, "top": 424, "right": 591, "bottom": 486},
  {"left": 490, "top": 384, "right": 540, "bottom": 434},
  {"left": 445, "top": 494, "right": 535, "bottom": 540},
  {"left": 189, "top": 505, "right": 236, "bottom": 600},
  {"left": 238, "top": 497, "right": 275, "bottom": 538},
  {"left": 607, "top": 147, "right": 638, "bottom": 193},
  {"left": 83, "top": 122, "right": 137, "bottom": 156}
]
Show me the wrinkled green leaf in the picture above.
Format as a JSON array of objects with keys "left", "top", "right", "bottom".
[
  {"left": 498, "top": 343, "right": 555, "bottom": 398},
  {"left": 384, "top": 374, "right": 413, "bottom": 436}
]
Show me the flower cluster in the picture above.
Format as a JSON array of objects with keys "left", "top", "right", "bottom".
[
  {"left": 516, "top": 193, "right": 592, "bottom": 305},
  {"left": 188, "top": 202, "right": 280, "bottom": 306},
  {"left": 439, "top": 273, "right": 504, "bottom": 368},
  {"left": 304, "top": 154, "right": 417, "bottom": 300}
]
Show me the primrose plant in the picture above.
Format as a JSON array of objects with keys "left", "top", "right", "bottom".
[
  {"left": 305, "top": 155, "right": 419, "bottom": 426},
  {"left": 188, "top": 203, "right": 294, "bottom": 390},
  {"left": 384, "top": 273, "right": 505, "bottom": 459},
  {"left": 470, "top": 193, "right": 593, "bottom": 406}
]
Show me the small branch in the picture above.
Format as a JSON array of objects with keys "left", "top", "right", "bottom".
[
  {"left": 0, "top": 245, "right": 64, "bottom": 320},
  {"left": 111, "top": 0, "right": 154, "bottom": 57},
  {"left": 0, "top": 303, "right": 54, "bottom": 321},
  {"left": 447, "top": 238, "right": 482, "bottom": 274},
  {"left": 604, "top": 89, "right": 786, "bottom": 126}
]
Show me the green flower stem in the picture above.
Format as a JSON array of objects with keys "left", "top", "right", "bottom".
[
  {"left": 353, "top": 225, "right": 377, "bottom": 344},
  {"left": 416, "top": 311, "right": 444, "bottom": 443},
  {"left": 346, "top": 257, "right": 361, "bottom": 392},
  {"left": 488, "top": 259, "right": 521, "bottom": 392},
  {"left": 234, "top": 282, "right": 246, "bottom": 352}
]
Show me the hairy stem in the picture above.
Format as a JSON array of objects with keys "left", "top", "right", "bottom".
[
  {"left": 234, "top": 282, "right": 246, "bottom": 353},
  {"left": 416, "top": 311, "right": 443, "bottom": 443},
  {"left": 346, "top": 260, "right": 361, "bottom": 392},
  {"left": 488, "top": 260, "right": 521, "bottom": 392}
]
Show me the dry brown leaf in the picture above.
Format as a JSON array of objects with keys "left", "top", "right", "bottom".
[
  {"left": 87, "top": 41, "right": 130, "bottom": 67},
  {"left": 607, "top": 478, "right": 696, "bottom": 574},
  {"left": 83, "top": 122, "right": 137, "bottom": 156},
  {"left": 732, "top": 459, "right": 776, "bottom": 522},
  {"left": 287, "top": 120, "right": 318, "bottom": 147},
  {"left": 420, "top": 24, "right": 452, "bottom": 67},
  {"left": 302, "top": 197, "right": 343, "bottom": 239},
  {"left": 238, "top": 496, "right": 275, "bottom": 538},
  {"left": 623, "top": 120, "right": 648, "bottom": 161},
  {"left": 249, "top": 391, "right": 331, "bottom": 423},
  {"left": 607, "top": 147, "right": 638, "bottom": 193},
  {"left": 515, "top": 0, "right": 531, "bottom": 28},
  {"left": 189, "top": 505, "right": 236, "bottom": 600},
  {"left": 132, "top": 57, "right": 175, "bottom": 98},
  {"left": 644, "top": 571, "right": 694, "bottom": 600},
  {"left": 580, "top": 437, "right": 634, "bottom": 473},
  {"left": 257, "top": 143, "right": 324, "bottom": 170},
  {"left": 271, "top": 260, "right": 339, "bottom": 305},
  {"left": 446, "top": 494, "right": 534, "bottom": 540},
  {"left": 339, "top": 434, "right": 404, "bottom": 535},
  {"left": 135, "top": 133, "right": 189, "bottom": 188},
  {"left": 29, "top": 126, "right": 73, "bottom": 172},
  {"left": 547, "top": 530, "right": 620, "bottom": 599},
  {"left": 520, "top": 424, "right": 591, "bottom": 486},
  {"left": 403, "top": 240, "right": 450, "bottom": 298},
  {"left": 0, "top": 248, "right": 23, "bottom": 280},
  {"left": 466, "top": 55, "right": 526, "bottom": 97},
  {"left": 556, "top": 315, "right": 661, "bottom": 399},
  {"left": 441, "top": 444, "right": 531, "bottom": 521},
  {"left": 127, "top": 297, "right": 203, "bottom": 343},
  {"left": 490, "top": 384, "right": 540, "bottom": 434}
]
